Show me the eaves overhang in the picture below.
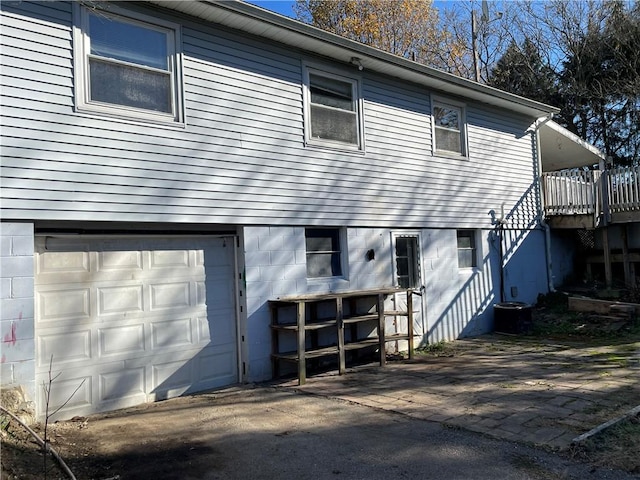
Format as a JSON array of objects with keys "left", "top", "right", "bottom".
[
  {"left": 539, "top": 120, "right": 606, "bottom": 172},
  {"left": 147, "top": 0, "right": 560, "bottom": 119}
]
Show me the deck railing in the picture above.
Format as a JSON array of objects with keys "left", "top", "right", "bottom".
[
  {"left": 542, "top": 169, "right": 601, "bottom": 216},
  {"left": 542, "top": 165, "right": 640, "bottom": 220},
  {"left": 607, "top": 165, "right": 640, "bottom": 213}
]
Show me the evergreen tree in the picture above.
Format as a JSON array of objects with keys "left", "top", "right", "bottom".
[{"left": 488, "top": 38, "right": 558, "bottom": 106}]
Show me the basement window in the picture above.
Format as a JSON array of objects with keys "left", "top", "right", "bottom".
[
  {"left": 305, "top": 228, "right": 344, "bottom": 278},
  {"left": 457, "top": 230, "right": 478, "bottom": 269}
]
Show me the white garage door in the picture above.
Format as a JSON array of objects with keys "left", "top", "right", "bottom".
[{"left": 34, "top": 235, "right": 239, "bottom": 420}]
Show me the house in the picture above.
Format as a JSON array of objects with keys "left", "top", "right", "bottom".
[{"left": 2, "top": 0, "right": 591, "bottom": 420}]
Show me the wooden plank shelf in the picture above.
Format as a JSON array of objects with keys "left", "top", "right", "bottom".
[
  {"left": 269, "top": 288, "right": 414, "bottom": 385},
  {"left": 384, "top": 310, "right": 410, "bottom": 316},
  {"left": 272, "top": 346, "right": 339, "bottom": 361},
  {"left": 342, "top": 313, "right": 379, "bottom": 324},
  {"left": 270, "top": 320, "right": 337, "bottom": 331}
]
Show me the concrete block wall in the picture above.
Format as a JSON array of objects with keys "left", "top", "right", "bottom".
[
  {"left": 423, "top": 229, "right": 476, "bottom": 343},
  {"left": 420, "top": 228, "right": 548, "bottom": 343},
  {"left": 243, "top": 226, "right": 394, "bottom": 381},
  {"left": 0, "top": 222, "right": 35, "bottom": 403},
  {"left": 243, "top": 225, "right": 550, "bottom": 381}
]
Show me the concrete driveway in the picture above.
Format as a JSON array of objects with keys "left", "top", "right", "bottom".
[{"left": 47, "top": 334, "right": 639, "bottom": 480}]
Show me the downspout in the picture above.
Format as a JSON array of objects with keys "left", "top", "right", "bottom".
[{"left": 535, "top": 116, "right": 556, "bottom": 293}]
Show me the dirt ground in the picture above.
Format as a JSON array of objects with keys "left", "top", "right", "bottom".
[{"left": 1, "top": 387, "right": 637, "bottom": 480}]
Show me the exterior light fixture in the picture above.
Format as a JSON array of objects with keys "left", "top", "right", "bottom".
[{"left": 350, "top": 57, "right": 363, "bottom": 71}]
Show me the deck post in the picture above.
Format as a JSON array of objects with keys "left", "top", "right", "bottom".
[
  {"left": 621, "top": 225, "right": 636, "bottom": 288},
  {"left": 296, "top": 301, "right": 306, "bottom": 385},
  {"left": 602, "top": 227, "right": 613, "bottom": 288},
  {"left": 407, "top": 290, "right": 414, "bottom": 360},
  {"left": 377, "top": 293, "right": 386, "bottom": 366},
  {"left": 336, "top": 297, "right": 345, "bottom": 375}
]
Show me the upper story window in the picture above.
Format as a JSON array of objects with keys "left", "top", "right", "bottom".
[
  {"left": 305, "top": 228, "right": 344, "bottom": 278},
  {"left": 433, "top": 100, "right": 467, "bottom": 157},
  {"left": 74, "top": 6, "right": 183, "bottom": 124},
  {"left": 456, "top": 230, "right": 478, "bottom": 269},
  {"left": 304, "top": 66, "right": 363, "bottom": 151}
]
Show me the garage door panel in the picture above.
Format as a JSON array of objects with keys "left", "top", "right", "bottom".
[
  {"left": 36, "top": 371, "right": 93, "bottom": 418},
  {"left": 36, "top": 287, "right": 91, "bottom": 323},
  {"left": 38, "top": 329, "right": 92, "bottom": 367},
  {"left": 98, "top": 323, "right": 145, "bottom": 358},
  {"left": 36, "top": 250, "right": 90, "bottom": 276},
  {"left": 99, "top": 368, "right": 146, "bottom": 402},
  {"left": 35, "top": 235, "right": 239, "bottom": 420},
  {"left": 149, "top": 282, "right": 193, "bottom": 310},
  {"left": 204, "top": 311, "right": 237, "bottom": 345},
  {"left": 97, "top": 285, "right": 144, "bottom": 316},
  {"left": 150, "top": 318, "right": 194, "bottom": 349},
  {"left": 149, "top": 249, "right": 191, "bottom": 269},
  {"left": 195, "top": 348, "right": 237, "bottom": 385},
  {"left": 151, "top": 358, "right": 194, "bottom": 395},
  {"left": 97, "top": 250, "right": 143, "bottom": 272}
]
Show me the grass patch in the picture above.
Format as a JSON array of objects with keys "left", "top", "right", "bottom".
[
  {"left": 575, "top": 413, "right": 640, "bottom": 474},
  {"left": 415, "top": 341, "right": 458, "bottom": 357}
]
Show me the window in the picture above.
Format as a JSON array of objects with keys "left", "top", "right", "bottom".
[
  {"left": 74, "top": 6, "right": 182, "bottom": 123},
  {"left": 394, "top": 236, "right": 420, "bottom": 288},
  {"left": 304, "top": 67, "right": 363, "bottom": 150},
  {"left": 433, "top": 101, "right": 466, "bottom": 156},
  {"left": 305, "top": 228, "right": 343, "bottom": 278},
  {"left": 457, "top": 230, "right": 478, "bottom": 269}
]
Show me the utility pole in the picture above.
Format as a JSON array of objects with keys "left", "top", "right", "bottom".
[
  {"left": 471, "top": 0, "right": 502, "bottom": 83},
  {"left": 471, "top": 9, "right": 480, "bottom": 82}
]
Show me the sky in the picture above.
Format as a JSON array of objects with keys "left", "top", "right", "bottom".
[
  {"left": 246, "top": 1, "right": 461, "bottom": 19},
  {"left": 247, "top": 1, "right": 297, "bottom": 17}
]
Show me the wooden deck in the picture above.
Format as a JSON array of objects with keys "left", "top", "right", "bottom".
[
  {"left": 543, "top": 165, "right": 640, "bottom": 228},
  {"left": 543, "top": 165, "right": 639, "bottom": 288}
]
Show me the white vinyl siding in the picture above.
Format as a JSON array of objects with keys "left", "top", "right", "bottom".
[{"left": 1, "top": 2, "right": 540, "bottom": 231}]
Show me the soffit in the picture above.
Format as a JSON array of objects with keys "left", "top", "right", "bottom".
[{"left": 539, "top": 121, "right": 605, "bottom": 171}]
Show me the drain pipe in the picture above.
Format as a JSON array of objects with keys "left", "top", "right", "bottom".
[
  {"left": 535, "top": 116, "right": 555, "bottom": 293},
  {"left": 542, "top": 217, "right": 555, "bottom": 293}
]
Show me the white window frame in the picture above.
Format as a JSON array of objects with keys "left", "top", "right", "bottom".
[
  {"left": 305, "top": 227, "right": 347, "bottom": 279},
  {"left": 431, "top": 96, "right": 468, "bottom": 158},
  {"left": 73, "top": 4, "right": 184, "bottom": 125},
  {"left": 456, "top": 229, "right": 480, "bottom": 270},
  {"left": 302, "top": 63, "right": 365, "bottom": 152}
]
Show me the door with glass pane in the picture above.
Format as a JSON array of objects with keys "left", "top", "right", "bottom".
[{"left": 391, "top": 233, "right": 426, "bottom": 345}]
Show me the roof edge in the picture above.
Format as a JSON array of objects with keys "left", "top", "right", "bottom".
[{"left": 148, "top": 0, "right": 560, "bottom": 118}]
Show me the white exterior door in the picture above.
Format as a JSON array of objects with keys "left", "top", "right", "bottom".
[
  {"left": 34, "top": 235, "right": 238, "bottom": 420},
  {"left": 391, "top": 233, "right": 427, "bottom": 346}
]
